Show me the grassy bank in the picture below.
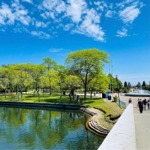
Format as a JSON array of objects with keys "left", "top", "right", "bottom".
[
  {"left": 0, "top": 93, "right": 124, "bottom": 129},
  {"left": 83, "top": 99, "right": 124, "bottom": 130}
]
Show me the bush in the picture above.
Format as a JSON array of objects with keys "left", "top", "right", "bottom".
[{"left": 113, "top": 96, "right": 118, "bottom": 102}]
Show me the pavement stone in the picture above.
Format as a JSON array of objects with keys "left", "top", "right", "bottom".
[{"left": 118, "top": 94, "right": 150, "bottom": 150}]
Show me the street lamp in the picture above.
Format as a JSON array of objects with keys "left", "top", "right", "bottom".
[{"left": 116, "top": 75, "right": 120, "bottom": 107}]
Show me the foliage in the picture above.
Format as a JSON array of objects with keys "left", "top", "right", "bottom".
[
  {"left": 108, "top": 73, "right": 122, "bottom": 93},
  {"left": 66, "top": 48, "right": 108, "bottom": 99},
  {"left": 113, "top": 96, "right": 118, "bottom": 102}
]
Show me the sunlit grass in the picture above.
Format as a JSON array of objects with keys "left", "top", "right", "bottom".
[{"left": 82, "top": 98, "right": 124, "bottom": 117}]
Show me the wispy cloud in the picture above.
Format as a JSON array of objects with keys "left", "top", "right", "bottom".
[
  {"left": 119, "top": 1, "right": 143, "bottom": 24},
  {"left": 31, "top": 31, "right": 50, "bottom": 39},
  {"left": 0, "top": 1, "right": 31, "bottom": 26},
  {"left": 49, "top": 48, "right": 64, "bottom": 53},
  {"left": 22, "top": 0, "right": 33, "bottom": 4},
  {"left": 105, "top": 10, "right": 114, "bottom": 18},
  {"left": 0, "top": 0, "right": 144, "bottom": 41},
  {"left": 117, "top": 28, "right": 128, "bottom": 37},
  {"left": 72, "top": 8, "right": 104, "bottom": 41},
  {"left": 66, "top": 0, "right": 87, "bottom": 23}
]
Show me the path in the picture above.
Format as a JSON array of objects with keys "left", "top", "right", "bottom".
[{"left": 118, "top": 94, "right": 150, "bottom": 150}]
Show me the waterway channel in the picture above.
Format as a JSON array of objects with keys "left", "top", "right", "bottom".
[{"left": 0, "top": 106, "right": 104, "bottom": 150}]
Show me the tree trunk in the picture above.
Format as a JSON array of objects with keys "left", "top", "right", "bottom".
[
  {"left": 90, "top": 90, "right": 93, "bottom": 99},
  {"left": 4, "top": 89, "right": 7, "bottom": 98},
  {"left": 84, "top": 83, "right": 87, "bottom": 100},
  {"left": 37, "top": 90, "right": 40, "bottom": 101}
]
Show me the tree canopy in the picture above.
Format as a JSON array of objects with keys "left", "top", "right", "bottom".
[{"left": 66, "top": 48, "right": 109, "bottom": 99}]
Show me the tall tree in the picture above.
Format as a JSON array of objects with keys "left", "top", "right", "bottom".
[
  {"left": 89, "top": 73, "right": 109, "bottom": 98},
  {"left": 66, "top": 49, "right": 108, "bottom": 100},
  {"left": 25, "top": 64, "right": 45, "bottom": 100},
  {"left": 43, "top": 57, "right": 57, "bottom": 95},
  {"left": 142, "top": 81, "right": 146, "bottom": 89},
  {"left": 127, "top": 82, "right": 131, "bottom": 88},
  {"left": 124, "top": 81, "right": 127, "bottom": 87},
  {"left": 55, "top": 65, "right": 67, "bottom": 100},
  {"left": 65, "top": 75, "right": 81, "bottom": 101},
  {"left": 136, "top": 82, "right": 141, "bottom": 89}
]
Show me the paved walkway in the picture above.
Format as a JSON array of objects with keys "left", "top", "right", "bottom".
[{"left": 118, "top": 94, "right": 150, "bottom": 150}]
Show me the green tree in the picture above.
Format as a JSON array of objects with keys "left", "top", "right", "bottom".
[
  {"left": 142, "top": 81, "right": 146, "bottom": 89},
  {"left": 89, "top": 73, "right": 109, "bottom": 98},
  {"left": 43, "top": 57, "right": 57, "bottom": 95},
  {"left": 124, "top": 81, "right": 127, "bottom": 87},
  {"left": 55, "top": 65, "right": 67, "bottom": 100},
  {"left": 136, "top": 82, "right": 141, "bottom": 89},
  {"left": 25, "top": 64, "right": 45, "bottom": 100},
  {"left": 65, "top": 75, "right": 81, "bottom": 101},
  {"left": 66, "top": 49, "right": 108, "bottom": 100}
]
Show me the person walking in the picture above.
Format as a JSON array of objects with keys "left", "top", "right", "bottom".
[
  {"left": 138, "top": 99, "right": 143, "bottom": 113},
  {"left": 147, "top": 100, "right": 150, "bottom": 110},
  {"left": 143, "top": 99, "right": 147, "bottom": 110},
  {"left": 128, "top": 98, "right": 132, "bottom": 104}
]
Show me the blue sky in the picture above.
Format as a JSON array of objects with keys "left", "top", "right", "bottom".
[{"left": 0, "top": 0, "right": 149, "bottom": 85}]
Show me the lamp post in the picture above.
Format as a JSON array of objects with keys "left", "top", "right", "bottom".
[{"left": 116, "top": 75, "right": 120, "bottom": 106}]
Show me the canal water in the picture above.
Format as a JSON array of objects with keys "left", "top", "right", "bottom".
[{"left": 0, "top": 106, "right": 104, "bottom": 150}]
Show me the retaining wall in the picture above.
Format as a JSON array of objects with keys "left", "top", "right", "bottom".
[
  {"left": 98, "top": 104, "right": 136, "bottom": 150},
  {"left": 0, "top": 101, "right": 82, "bottom": 110}
]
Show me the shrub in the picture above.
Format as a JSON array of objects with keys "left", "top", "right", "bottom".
[{"left": 113, "top": 96, "right": 118, "bottom": 102}]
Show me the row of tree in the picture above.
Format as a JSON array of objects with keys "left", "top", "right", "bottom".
[
  {"left": 0, "top": 49, "right": 122, "bottom": 100},
  {"left": 123, "top": 81, "right": 150, "bottom": 92}
]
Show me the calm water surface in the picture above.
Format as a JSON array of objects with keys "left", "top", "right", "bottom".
[{"left": 0, "top": 106, "right": 104, "bottom": 150}]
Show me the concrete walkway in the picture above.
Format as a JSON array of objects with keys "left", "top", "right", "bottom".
[{"left": 118, "top": 94, "right": 150, "bottom": 150}]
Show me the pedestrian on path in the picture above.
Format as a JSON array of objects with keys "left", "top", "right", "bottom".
[
  {"left": 128, "top": 98, "right": 132, "bottom": 103},
  {"left": 147, "top": 100, "right": 150, "bottom": 110},
  {"left": 138, "top": 99, "right": 143, "bottom": 113},
  {"left": 143, "top": 99, "right": 147, "bottom": 110}
]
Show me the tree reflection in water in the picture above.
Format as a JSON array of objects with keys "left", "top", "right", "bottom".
[{"left": 0, "top": 106, "right": 104, "bottom": 150}]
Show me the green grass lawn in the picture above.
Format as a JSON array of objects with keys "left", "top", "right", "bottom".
[
  {"left": 82, "top": 98, "right": 124, "bottom": 130},
  {"left": 0, "top": 93, "right": 124, "bottom": 130},
  {"left": 0, "top": 94, "right": 123, "bottom": 117},
  {"left": 82, "top": 98, "right": 124, "bottom": 118}
]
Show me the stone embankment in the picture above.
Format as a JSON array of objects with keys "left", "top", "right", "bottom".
[{"left": 80, "top": 107, "right": 109, "bottom": 135}]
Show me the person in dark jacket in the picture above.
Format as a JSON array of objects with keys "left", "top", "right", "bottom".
[
  {"left": 138, "top": 99, "right": 143, "bottom": 113},
  {"left": 143, "top": 99, "right": 147, "bottom": 110}
]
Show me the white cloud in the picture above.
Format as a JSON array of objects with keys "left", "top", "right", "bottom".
[
  {"left": 64, "top": 23, "right": 74, "bottom": 31},
  {"left": 73, "top": 8, "right": 104, "bottom": 41},
  {"left": 49, "top": 48, "right": 64, "bottom": 53},
  {"left": 94, "top": 1, "right": 108, "bottom": 11},
  {"left": 41, "top": 0, "right": 66, "bottom": 20},
  {"left": 119, "top": 6, "right": 140, "bottom": 23},
  {"left": 117, "top": 28, "right": 128, "bottom": 37},
  {"left": 105, "top": 10, "right": 114, "bottom": 18},
  {"left": 0, "top": 1, "right": 31, "bottom": 26},
  {"left": 0, "top": 3, "right": 15, "bottom": 25},
  {"left": 119, "top": 1, "right": 143, "bottom": 24},
  {"left": 22, "top": 0, "right": 33, "bottom": 4},
  {"left": 31, "top": 31, "right": 50, "bottom": 39},
  {"left": 66, "top": 0, "right": 87, "bottom": 23},
  {"left": 0, "top": 0, "right": 144, "bottom": 41},
  {"left": 117, "top": 0, "right": 135, "bottom": 8},
  {"left": 35, "top": 21, "right": 48, "bottom": 28},
  {"left": 12, "top": 0, "right": 31, "bottom": 26}
]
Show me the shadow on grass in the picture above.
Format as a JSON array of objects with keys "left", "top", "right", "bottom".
[{"left": 82, "top": 101, "right": 95, "bottom": 104}]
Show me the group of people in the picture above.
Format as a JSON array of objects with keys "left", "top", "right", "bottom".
[{"left": 137, "top": 98, "right": 150, "bottom": 113}]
